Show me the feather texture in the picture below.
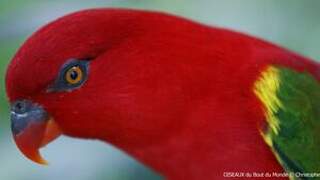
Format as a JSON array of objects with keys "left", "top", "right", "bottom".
[{"left": 255, "top": 65, "right": 320, "bottom": 179}]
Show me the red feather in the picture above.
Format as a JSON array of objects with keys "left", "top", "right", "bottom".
[{"left": 6, "top": 8, "right": 320, "bottom": 179}]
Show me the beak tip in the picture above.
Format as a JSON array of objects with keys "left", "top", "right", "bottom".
[
  {"left": 29, "top": 151, "right": 49, "bottom": 165},
  {"left": 35, "top": 157, "right": 49, "bottom": 166},
  {"left": 14, "top": 137, "right": 49, "bottom": 166},
  {"left": 12, "top": 117, "right": 60, "bottom": 166}
]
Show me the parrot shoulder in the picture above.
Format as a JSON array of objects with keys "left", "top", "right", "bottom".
[{"left": 254, "top": 65, "right": 320, "bottom": 179}]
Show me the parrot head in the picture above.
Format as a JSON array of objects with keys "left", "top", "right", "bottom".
[{"left": 6, "top": 9, "right": 187, "bottom": 164}]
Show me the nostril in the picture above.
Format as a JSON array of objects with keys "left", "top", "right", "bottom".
[
  {"left": 12, "top": 101, "right": 28, "bottom": 114},
  {"left": 16, "top": 102, "right": 23, "bottom": 110}
]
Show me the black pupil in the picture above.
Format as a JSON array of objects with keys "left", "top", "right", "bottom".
[{"left": 70, "top": 68, "right": 78, "bottom": 80}]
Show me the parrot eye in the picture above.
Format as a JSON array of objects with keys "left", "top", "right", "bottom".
[
  {"left": 47, "top": 59, "right": 89, "bottom": 92},
  {"left": 65, "top": 66, "right": 83, "bottom": 85}
]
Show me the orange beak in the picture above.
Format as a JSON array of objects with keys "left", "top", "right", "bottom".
[{"left": 11, "top": 100, "right": 61, "bottom": 165}]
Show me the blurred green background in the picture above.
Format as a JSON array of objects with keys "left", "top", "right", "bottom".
[{"left": 1, "top": 0, "right": 320, "bottom": 180}]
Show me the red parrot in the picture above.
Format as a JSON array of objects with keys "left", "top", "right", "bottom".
[{"left": 6, "top": 8, "right": 320, "bottom": 180}]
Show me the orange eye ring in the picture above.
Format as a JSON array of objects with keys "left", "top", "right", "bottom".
[{"left": 65, "top": 66, "right": 83, "bottom": 84}]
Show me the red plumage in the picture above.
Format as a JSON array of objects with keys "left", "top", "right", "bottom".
[{"left": 6, "top": 8, "right": 320, "bottom": 179}]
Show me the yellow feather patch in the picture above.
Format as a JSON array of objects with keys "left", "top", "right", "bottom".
[
  {"left": 254, "top": 66, "right": 283, "bottom": 136},
  {"left": 254, "top": 66, "right": 289, "bottom": 177}
]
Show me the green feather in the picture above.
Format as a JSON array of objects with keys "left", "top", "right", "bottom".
[{"left": 254, "top": 66, "right": 320, "bottom": 180}]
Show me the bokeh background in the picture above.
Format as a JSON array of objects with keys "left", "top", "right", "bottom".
[{"left": 1, "top": 1, "right": 320, "bottom": 180}]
